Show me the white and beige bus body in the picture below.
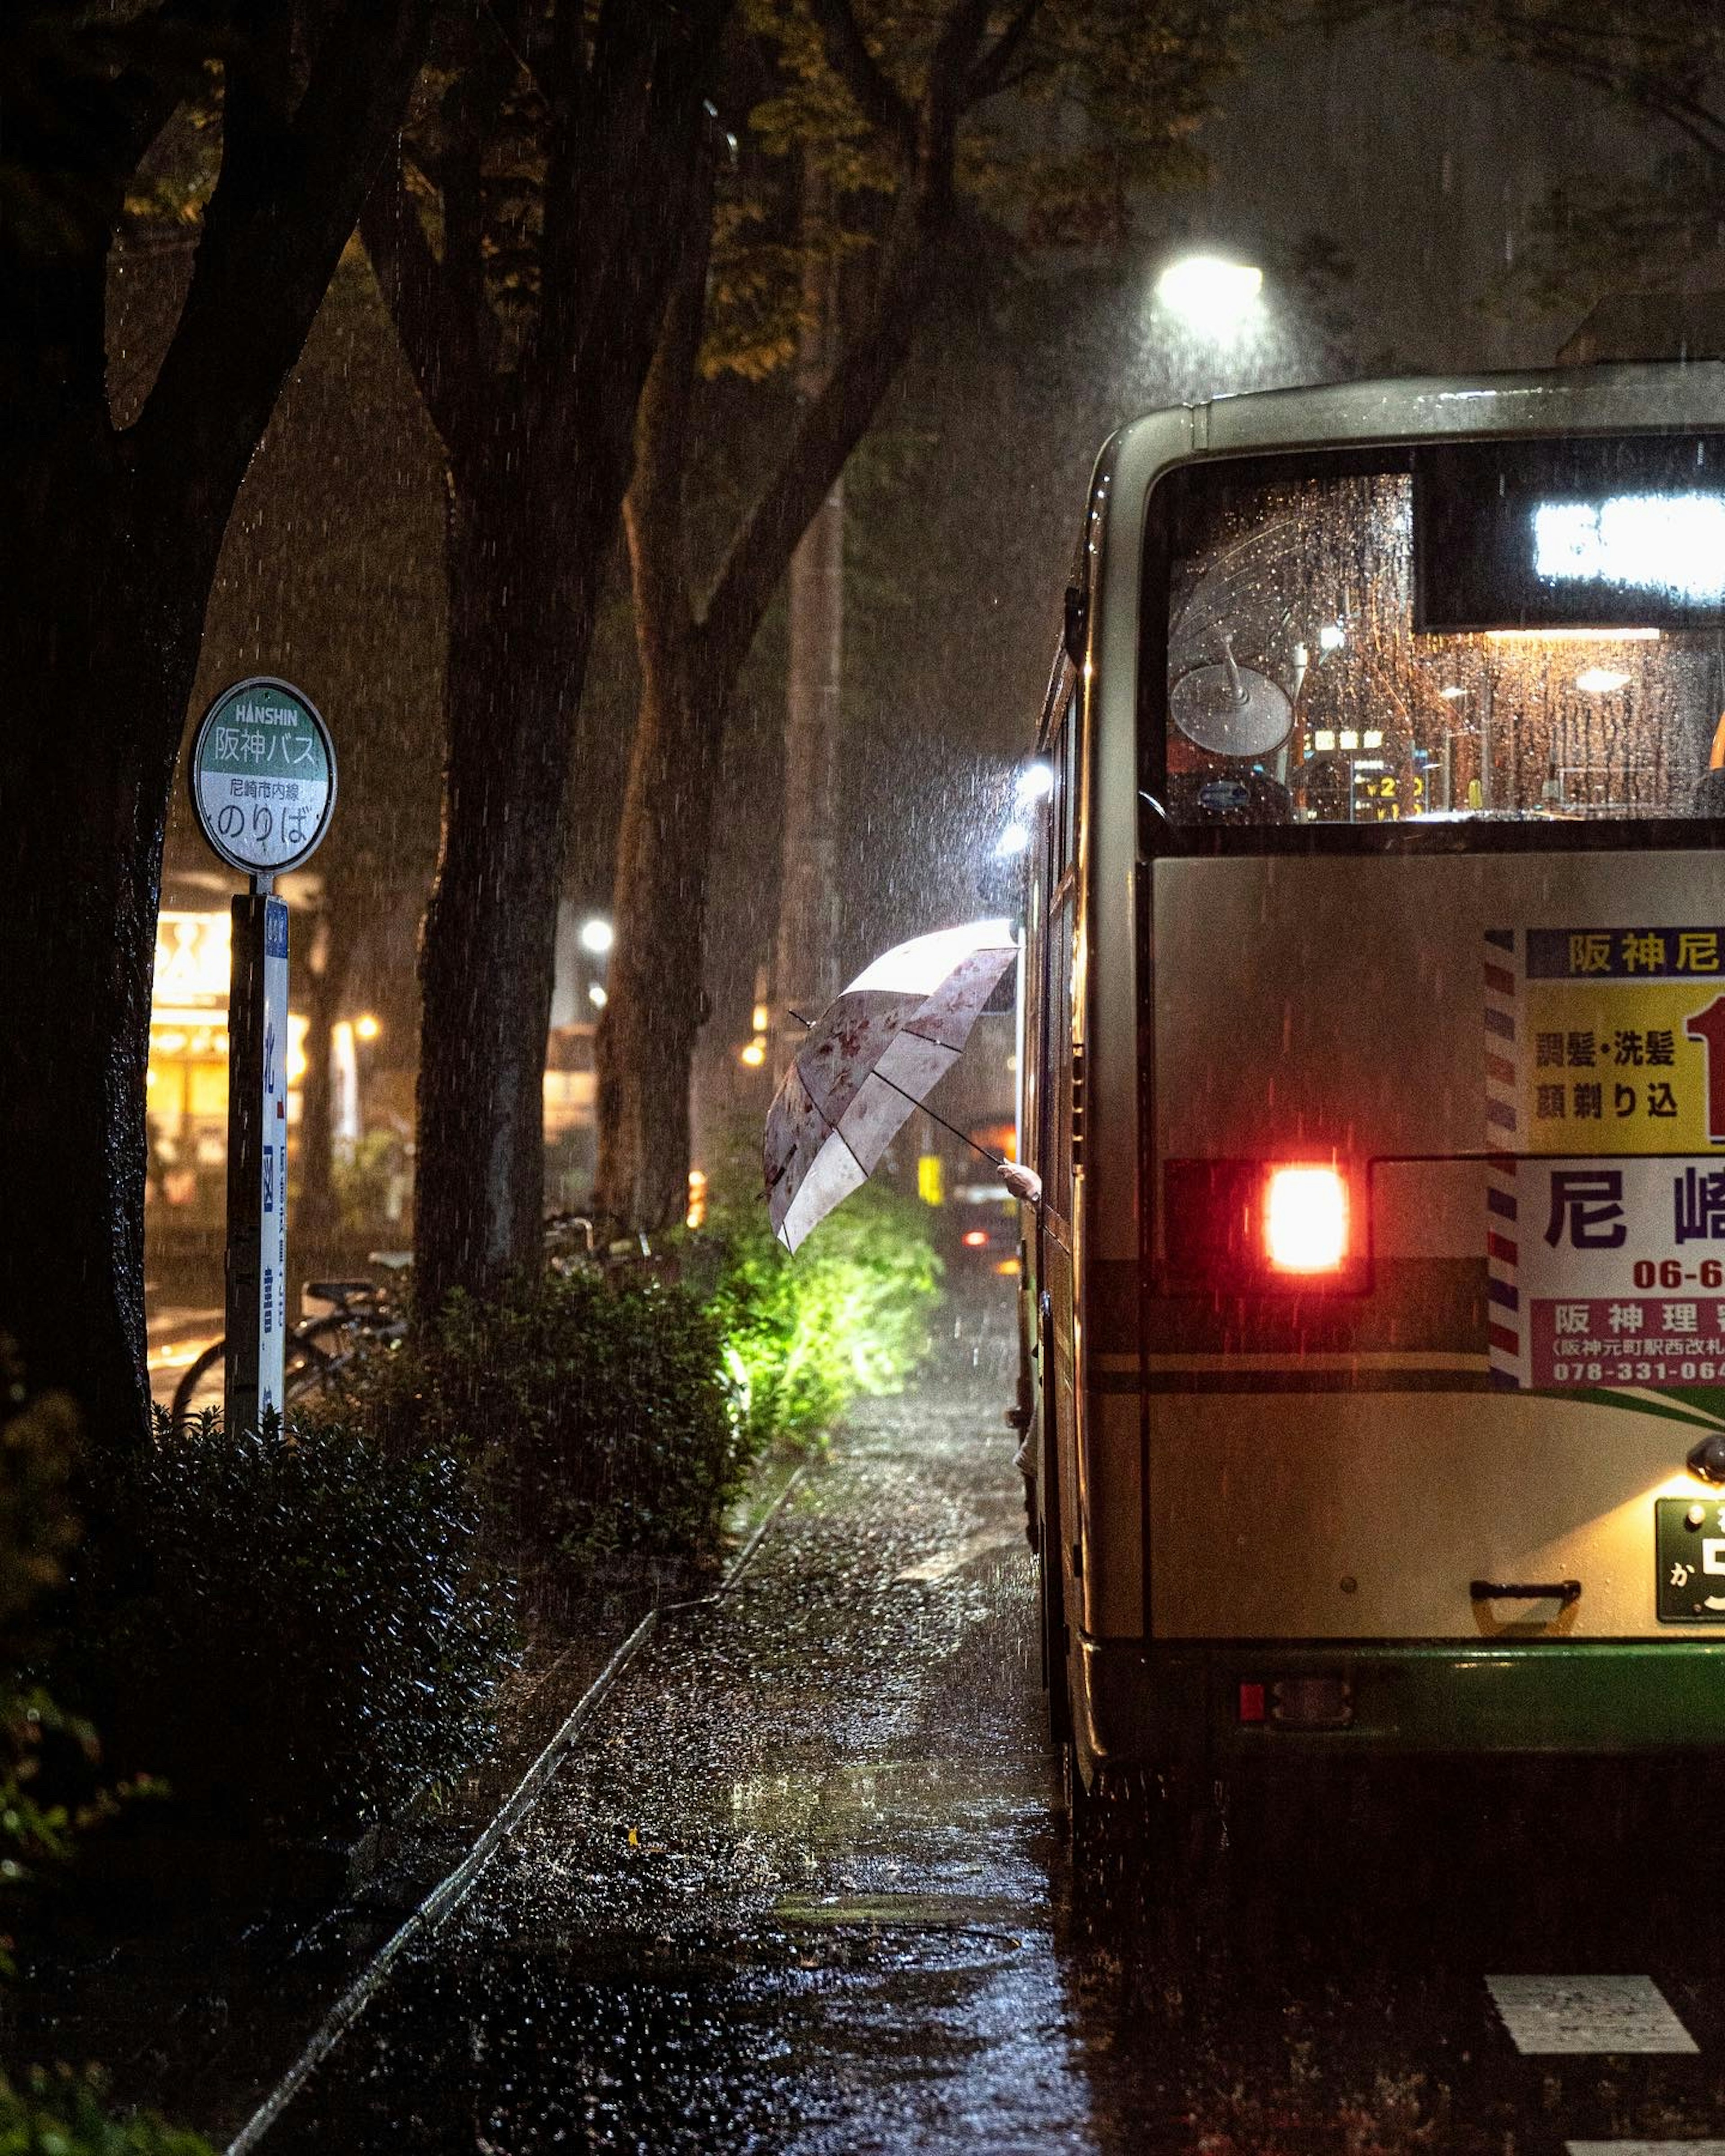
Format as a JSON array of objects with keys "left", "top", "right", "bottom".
[{"left": 1020, "top": 362, "right": 1725, "bottom": 1803}]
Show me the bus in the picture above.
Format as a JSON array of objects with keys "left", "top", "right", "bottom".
[{"left": 1017, "top": 361, "right": 1725, "bottom": 1824}]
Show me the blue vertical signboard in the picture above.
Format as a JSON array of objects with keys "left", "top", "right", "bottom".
[
  {"left": 187, "top": 678, "right": 336, "bottom": 1432},
  {"left": 257, "top": 897, "right": 290, "bottom": 1416}
]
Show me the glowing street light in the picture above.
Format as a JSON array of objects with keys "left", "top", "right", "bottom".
[
  {"left": 1155, "top": 254, "right": 1264, "bottom": 336},
  {"left": 579, "top": 915, "right": 614, "bottom": 955},
  {"left": 1014, "top": 761, "right": 1053, "bottom": 806}
]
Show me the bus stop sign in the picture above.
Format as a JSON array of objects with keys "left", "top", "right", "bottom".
[{"left": 189, "top": 676, "right": 336, "bottom": 878}]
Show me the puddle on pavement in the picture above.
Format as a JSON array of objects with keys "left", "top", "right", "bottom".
[{"left": 774, "top": 1891, "right": 1026, "bottom": 1932}]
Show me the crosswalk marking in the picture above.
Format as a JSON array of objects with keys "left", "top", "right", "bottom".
[{"left": 1487, "top": 1975, "right": 1699, "bottom": 2055}]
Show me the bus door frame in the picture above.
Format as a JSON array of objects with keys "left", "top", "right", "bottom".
[{"left": 1030, "top": 658, "right": 1085, "bottom": 1738}]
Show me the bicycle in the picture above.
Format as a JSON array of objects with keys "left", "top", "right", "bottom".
[{"left": 168, "top": 1271, "right": 407, "bottom": 1427}]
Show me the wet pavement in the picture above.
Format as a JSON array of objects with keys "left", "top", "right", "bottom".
[
  {"left": 260, "top": 1293, "right": 1725, "bottom": 2153},
  {"left": 145, "top": 1301, "right": 222, "bottom": 1408}
]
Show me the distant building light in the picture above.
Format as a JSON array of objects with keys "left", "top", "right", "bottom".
[
  {"left": 739, "top": 1038, "right": 765, "bottom": 1067},
  {"left": 1318, "top": 623, "right": 1346, "bottom": 653},
  {"left": 1363, "top": 729, "right": 1384, "bottom": 749},
  {"left": 1314, "top": 729, "right": 1337, "bottom": 751},
  {"left": 1156, "top": 254, "right": 1264, "bottom": 332},
  {"left": 354, "top": 1012, "right": 381, "bottom": 1042},
  {"left": 1339, "top": 729, "right": 1360, "bottom": 751},
  {"left": 1440, "top": 685, "right": 1467, "bottom": 700},
  {"left": 579, "top": 916, "right": 614, "bottom": 954},
  {"left": 995, "top": 822, "right": 1030, "bottom": 857},
  {"left": 752, "top": 1002, "right": 770, "bottom": 1034},
  {"left": 1576, "top": 667, "right": 1632, "bottom": 694},
  {"left": 588, "top": 982, "right": 608, "bottom": 1009}
]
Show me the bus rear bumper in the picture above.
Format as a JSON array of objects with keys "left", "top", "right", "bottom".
[{"left": 1077, "top": 1635, "right": 1725, "bottom": 1769}]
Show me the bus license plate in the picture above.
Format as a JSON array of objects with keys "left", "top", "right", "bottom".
[{"left": 1655, "top": 1498, "right": 1725, "bottom": 1621}]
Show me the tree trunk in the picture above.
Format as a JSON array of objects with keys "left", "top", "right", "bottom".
[
  {"left": 773, "top": 471, "right": 845, "bottom": 1061},
  {"left": 411, "top": 468, "right": 593, "bottom": 1314},
  {"left": 773, "top": 161, "right": 846, "bottom": 1070},
  {"left": 296, "top": 901, "right": 359, "bottom": 1264},
  {"left": 0, "top": 509, "right": 206, "bottom": 1448},
  {"left": 594, "top": 643, "right": 727, "bottom": 1232}
]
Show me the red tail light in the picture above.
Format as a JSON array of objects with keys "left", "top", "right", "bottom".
[
  {"left": 1264, "top": 1166, "right": 1349, "bottom": 1274},
  {"left": 1163, "top": 1158, "right": 1366, "bottom": 1293}
]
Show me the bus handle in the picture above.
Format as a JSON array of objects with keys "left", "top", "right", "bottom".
[{"left": 1469, "top": 1579, "right": 1582, "bottom": 1608}]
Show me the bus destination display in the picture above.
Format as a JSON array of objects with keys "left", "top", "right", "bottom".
[{"left": 1415, "top": 434, "right": 1725, "bottom": 633}]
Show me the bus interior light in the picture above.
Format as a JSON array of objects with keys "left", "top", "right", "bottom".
[{"left": 1265, "top": 1165, "right": 1349, "bottom": 1273}]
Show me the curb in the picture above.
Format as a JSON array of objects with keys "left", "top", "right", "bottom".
[{"left": 225, "top": 1460, "right": 806, "bottom": 2153}]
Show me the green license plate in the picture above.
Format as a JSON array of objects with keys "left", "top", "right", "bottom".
[{"left": 1656, "top": 1496, "right": 1725, "bottom": 1621}]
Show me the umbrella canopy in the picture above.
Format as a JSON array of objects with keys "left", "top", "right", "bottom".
[{"left": 764, "top": 919, "right": 1018, "bottom": 1253}]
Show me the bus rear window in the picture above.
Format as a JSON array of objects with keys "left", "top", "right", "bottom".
[{"left": 1152, "top": 439, "right": 1725, "bottom": 829}]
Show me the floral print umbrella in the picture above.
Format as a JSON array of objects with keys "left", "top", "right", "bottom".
[{"left": 764, "top": 919, "right": 1018, "bottom": 1253}]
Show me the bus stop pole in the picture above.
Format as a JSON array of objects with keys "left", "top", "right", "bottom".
[{"left": 224, "top": 876, "right": 289, "bottom": 1431}]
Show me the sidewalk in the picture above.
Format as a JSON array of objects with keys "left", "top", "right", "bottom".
[{"left": 11, "top": 1449, "right": 802, "bottom": 2147}]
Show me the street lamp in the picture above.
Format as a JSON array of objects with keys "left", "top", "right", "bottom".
[
  {"left": 579, "top": 915, "right": 614, "bottom": 955},
  {"left": 1155, "top": 254, "right": 1264, "bottom": 338}
]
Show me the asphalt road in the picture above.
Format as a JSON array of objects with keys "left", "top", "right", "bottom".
[{"left": 263, "top": 1291, "right": 1725, "bottom": 2154}]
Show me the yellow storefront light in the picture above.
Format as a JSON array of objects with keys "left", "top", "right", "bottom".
[
  {"left": 739, "top": 1038, "right": 766, "bottom": 1067},
  {"left": 354, "top": 1012, "right": 382, "bottom": 1042},
  {"left": 917, "top": 1153, "right": 944, "bottom": 1206}
]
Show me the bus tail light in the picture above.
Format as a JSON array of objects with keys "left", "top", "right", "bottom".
[
  {"left": 1264, "top": 1165, "right": 1349, "bottom": 1274},
  {"left": 1163, "top": 1158, "right": 1367, "bottom": 1294}
]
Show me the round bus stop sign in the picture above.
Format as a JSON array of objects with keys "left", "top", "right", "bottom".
[{"left": 188, "top": 676, "right": 336, "bottom": 878}]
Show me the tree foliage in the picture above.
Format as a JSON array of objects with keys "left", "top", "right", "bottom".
[{"left": 1322, "top": 0, "right": 1725, "bottom": 310}]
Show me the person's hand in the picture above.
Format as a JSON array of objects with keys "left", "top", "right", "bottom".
[{"left": 999, "top": 1159, "right": 1041, "bottom": 1205}]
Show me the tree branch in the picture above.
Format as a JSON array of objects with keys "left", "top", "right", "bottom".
[
  {"left": 536, "top": 0, "right": 729, "bottom": 387},
  {"left": 691, "top": 0, "right": 1004, "bottom": 687},
  {"left": 133, "top": 0, "right": 434, "bottom": 519},
  {"left": 805, "top": 0, "right": 916, "bottom": 153},
  {"left": 359, "top": 146, "right": 476, "bottom": 459},
  {"left": 966, "top": 0, "right": 1045, "bottom": 104},
  {"left": 623, "top": 164, "right": 715, "bottom": 692},
  {"left": 1329, "top": 0, "right": 1725, "bottom": 160},
  {"left": 695, "top": 171, "right": 944, "bottom": 689}
]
